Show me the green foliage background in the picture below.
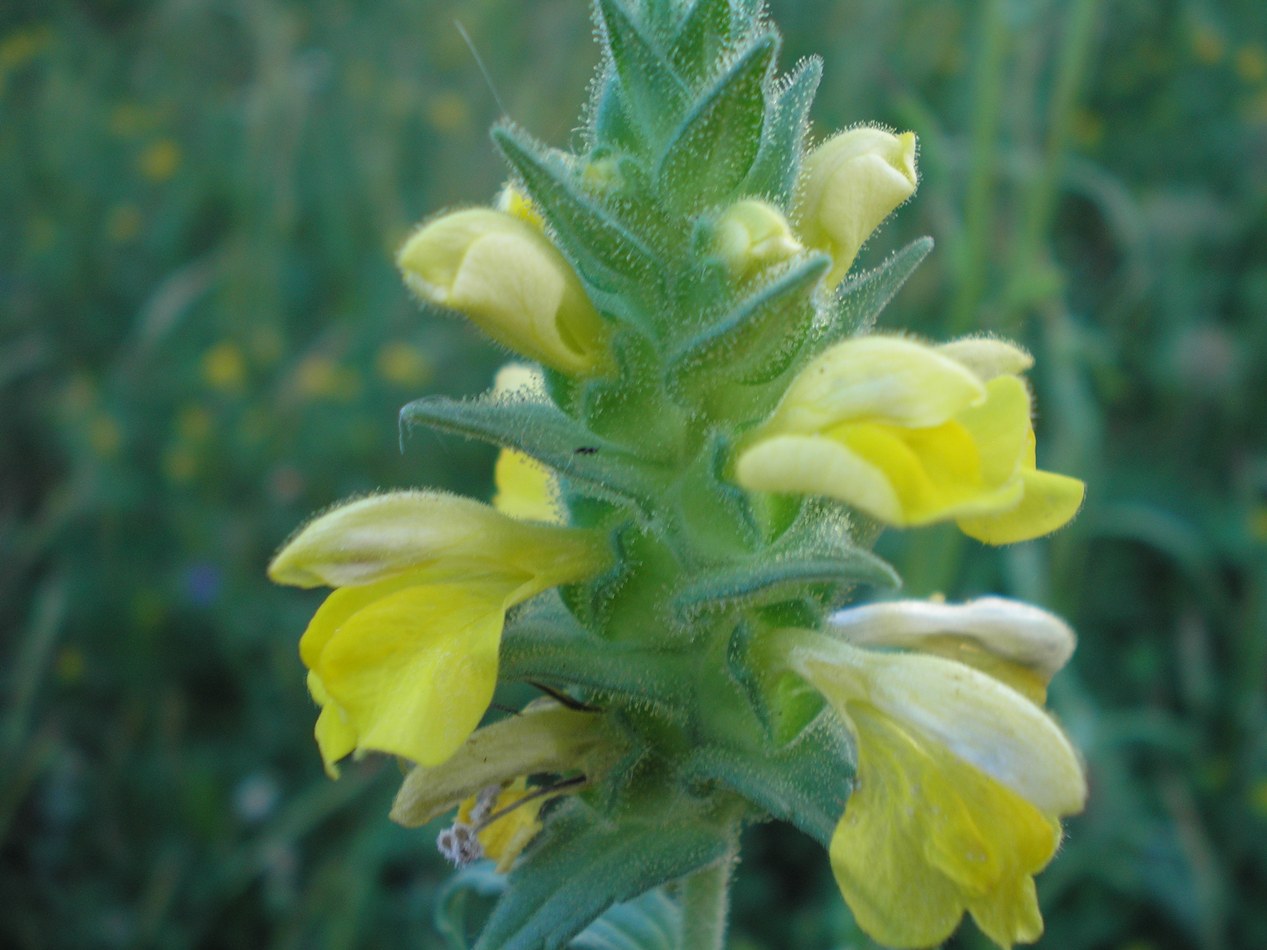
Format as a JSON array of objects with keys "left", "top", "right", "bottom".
[{"left": 2, "top": 0, "right": 1265, "bottom": 946}]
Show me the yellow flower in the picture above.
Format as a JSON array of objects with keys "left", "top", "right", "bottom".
[
  {"left": 794, "top": 127, "right": 918, "bottom": 289},
  {"left": 269, "top": 491, "right": 610, "bottom": 774},
  {"left": 397, "top": 208, "right": 610, "bottom": 375},
  {"left": 712, "top": 199, "right": 804, "bottom": 279},
  {"left": 734, "top": 335, "right": 1085, "bottom": 544},
  {"left": 777, "top": 598, "right": 1086, "bottom": 948}
]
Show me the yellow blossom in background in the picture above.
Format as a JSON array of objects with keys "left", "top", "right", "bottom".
[
  {"left": 202, "top": 342, "right": 247, "bottom": 393},
  {"left": 375, "top": 341, "right": 432, "bottom": 388},
  {"left": 1235, "top": 44, "right": 1267, "bottom": 83},
  {"left": 427, "top": 90, "right": 471, "bottom": 132},
  {"left": 735, "top": 335, "right": 1085, "bottom": 544},
  {"left": 139, "top": 139, "right": 182, "bottom": 182},
  {"left": 163, "top": 445, "right": 198, "bottom": 483},
  {"left": 294, "top": 354, "right": 360, "bottom": 402},
  {"left": 89, "top": 415, "right": 122, "bottom": 457},
  {"left": 177, "top": 405, "right": 214, "bottom": 442},
  {"left": 1191, "top": 24, "right": 1226, "bottom": 65}
]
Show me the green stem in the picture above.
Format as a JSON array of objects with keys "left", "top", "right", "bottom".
[
  {"left": 680, "top": 827, "right": 739, "bottom": 950},
  {"left": 1009, "top": 0, "right": 1101, "bottom": 295},
  {"left": 949, "top": 0, "right": 1008, "bottom": 335}
]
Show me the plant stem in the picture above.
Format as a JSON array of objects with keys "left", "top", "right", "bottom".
[{"left": 681, "top": 827, "right": 740, "bottom": 950}]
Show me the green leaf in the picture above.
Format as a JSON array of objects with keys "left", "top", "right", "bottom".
[
  {"left": 680, "top": 713, "right": 853, "bottom": 845},
  {"left": 675, "top": 496, "right": 899, "bottom": 618},
  {"left": 742, "top": 55, "right": 822, "bottom": 204},
  {"left": 657, "top": 35, "right": 777, "bottom": 208},
  {"left": 669, "top": 0, "right": 734, "bottom": 83},
  {"left": 673, "top": 549, "right": 900, "bottom": 620},
  {"left": 818, "top": 236, "right": 933, "bottom": 343},
  {"left": 494, "top": 125, "right": 660, "bottom": 290},
  {"left": 571, "top": 889, "right": 683, "bottom": 950},
  {"left": 668, "top": 253, "right": 828, "bottom": 390},
  {"left": 399, "top": 395, "right": 660, "bottom": 510},
  {"left": 595, "top": 0, "right": 689, "bottom": 140},
  {"left": 473, "top": 798, "right": 731, "bottom": 950},
  {"left": 592, "top": 78, "right": 646, "bottom": 155}
]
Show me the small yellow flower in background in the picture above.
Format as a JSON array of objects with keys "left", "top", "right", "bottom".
[
  {"left": 139, "top": 138, "right": 182, "bottom": 182},
  {"left": 712, "top": 199, "right": 804, "bottom": 279},
  {"left": 1235, "top": 44, "right": 1267, "bottom": 83},
  {"left": 375, "top": 340, "right": 432, "bottom": 388},
  {"left": 795, "top": 127, "right": 918, "bottom": 289},
  {"left": 0, "top": 25, "right": 53, "bottom": 71},
  {"left": 294, "top": 354, "right": 360, "bottom": 402},
  {"left": 202, "top": 341, "right": 247, "bottom": 393},
  {"left": 268, "top": 491, "right": 610, "bottom": 774},
  {"left": 397, "top": 209, "right": 610, "bottom": 376},
  {"left": 735, "top": 335, "right": 1085, "bottom": 544},
  {"left": 163, "top": 444, "right": 198, "bottom": 483},
  {"left": 177, "top": 405, "right": 214, "bottom": 442},
  {"left": 89, "top": 414, "right": 122, "bottom": 457},
  {"left": 1190, "top": 24, "right": 1226, "bottom": 65},
  {"left": 776, "top": 597, "right": 1086, "bottom": 948},
  {"left": 427, "top": 90, "right": 471, "bottom": 132}
]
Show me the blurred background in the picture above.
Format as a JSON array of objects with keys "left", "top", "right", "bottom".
[{"left": 2, "top": 0, "right": 1265, "bottom": 946}]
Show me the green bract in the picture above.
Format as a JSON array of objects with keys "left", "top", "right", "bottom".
[{"left": 270, "top": 1, "right": 1088, "bottom": 947}]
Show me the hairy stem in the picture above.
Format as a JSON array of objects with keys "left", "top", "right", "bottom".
[{"left": 680, "top": 825, "right": 740, "bottom": 950}]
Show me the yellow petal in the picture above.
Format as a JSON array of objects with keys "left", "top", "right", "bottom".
[
  {"left": 938, "top": 337, "right": 1034, "bottom": 381},
  {"left": 827, "top": 598, "right": 1076, "bottom": 681},
  {"left": 735, "top": 433, "right": 904, "bottom": 523},
  {"left": 268, "top": 490, "right": 603, "bottom": 590},
  {"left": 958, "top": 468, "right": 1086, "bottom": 545},
  {"left": 835, "top": 420, "right": 1023, "bottom": 525},
  {"left": 308, "top": 671, "right": 357, "bottom": 778},
  {"left": 314, "top": 580, "right": 513, "bottom": 768},
  {"left": 831, "top": 705, "right": 1057, "bottom": 949},
  {"left": 764, "top": 336, "right": 986, "bottom": 435},
  {"left": 953, "top": 375, "right": 1032, "bottom": 486},
  {"left": 796, "top": 128, "right": 918, "bottom": 288}
]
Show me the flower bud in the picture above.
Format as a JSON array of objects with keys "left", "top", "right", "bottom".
[
  {"left": 398, "top": 209, "right": 609, "bottom": 375},
  {"left": 794, "top": 127, "right": 917, "bottom": 289},
  {"left": 712, "top": 199, "right": 804, "bottom": 279}
]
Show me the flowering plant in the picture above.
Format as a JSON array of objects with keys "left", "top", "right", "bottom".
[{"left": 270, "top": 1, "right": 1087, "bottom": 946}]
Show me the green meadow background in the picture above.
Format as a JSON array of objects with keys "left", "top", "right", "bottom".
[{"left": 3, "top": 0, "right": 1266, "bottom": 946}]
